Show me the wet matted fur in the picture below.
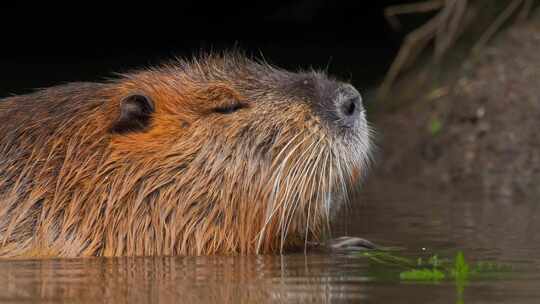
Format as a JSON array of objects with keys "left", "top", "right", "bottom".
[{"left": 0, "top": 53, "right": 372, "bottom": 257}]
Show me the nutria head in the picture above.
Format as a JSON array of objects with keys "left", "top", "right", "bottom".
[{"left": 0, "top": 53, "right": 371, "bottom": 257}]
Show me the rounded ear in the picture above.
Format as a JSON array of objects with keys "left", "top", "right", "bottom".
[{"left": 110, "top": 94, "right": 155, "bottom": 134}]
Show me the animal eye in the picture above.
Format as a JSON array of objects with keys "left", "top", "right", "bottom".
[{"left": 212, "top": 102, "right": 246, "bottom": 114}]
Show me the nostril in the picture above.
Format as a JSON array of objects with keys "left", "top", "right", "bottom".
[
  {"left": 341, "top": 97, "right": 358, "bottom": 116},
  {"left": 331, "top": 84, "right": 363, "bottom": 127}
]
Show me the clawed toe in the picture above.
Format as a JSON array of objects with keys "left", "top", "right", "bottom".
[{"left": 326, "top": 236, "right": 378, "bottom": 252}]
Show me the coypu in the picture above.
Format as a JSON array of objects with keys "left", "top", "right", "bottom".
[{"left": 0, "top": 53, "right": 372, "bottom": 257}]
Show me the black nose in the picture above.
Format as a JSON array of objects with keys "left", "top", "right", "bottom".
[{"left": 335, "top": 84, "right": 363, "bottom": 127}]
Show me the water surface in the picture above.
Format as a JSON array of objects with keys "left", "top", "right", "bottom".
[{"left": 1, "top": 189, "right": 539, "bottom": 303}]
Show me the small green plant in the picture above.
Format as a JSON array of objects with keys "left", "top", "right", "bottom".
[
  {"left": 361, "top": 250, "right": 511, "bottom": 282},
  {"left": 429, "top": 117, "right": 443, "bottom": 135},
  {"left": 400, "top": 254, "right": 454, "bottom": 282},
  {"left": 473, "top": 261, "right": 513, "bottom": 273},
  {"left": 451, "top": 251, "right": 469, "bottom": 281},
  {"left": 362, "top": 251, "right": 417, "bottom": 268},
  {"left": 361, "top": 250, "right": 512, "bottom": 304},
  {"left": 400, "top": 251, "right": 472, "bottom": 282},
  {"left": 400, "top": 269, "right": 446, "bottom": 281}
]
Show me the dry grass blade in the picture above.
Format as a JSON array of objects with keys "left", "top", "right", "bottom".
[
  {"left": 384, "top": 0, "right": 445, "bottom": 30},
  {"left": 378, "top": 0, "right": 538, "bottom": 100},
  {"left": 473, "top": 0, "right": 526, "bottom": 52}
]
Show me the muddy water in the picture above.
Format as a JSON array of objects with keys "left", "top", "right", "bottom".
[{"left": 1, "top": 189, "right": 540, "bottom": 303}]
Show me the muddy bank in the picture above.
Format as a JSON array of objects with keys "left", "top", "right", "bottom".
[{"left": 362, "top": 13, "right": 540, "bottom": 201}]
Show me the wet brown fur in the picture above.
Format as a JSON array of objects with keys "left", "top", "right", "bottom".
[{"left": 0, "top": 53, "right": 371, "bottom": 257}]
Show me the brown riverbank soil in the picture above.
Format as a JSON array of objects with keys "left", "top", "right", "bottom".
[{"left": 362, "top": 14, "right": 540, "bottom": 202}]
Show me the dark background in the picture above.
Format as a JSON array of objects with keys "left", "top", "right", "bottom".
[{"left": 0, "top": 1, "right": 427, "bottom": 98}]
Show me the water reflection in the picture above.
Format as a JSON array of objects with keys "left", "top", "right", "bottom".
[{"left": 0, "top": 254, "right": 373, "bottom": 303}]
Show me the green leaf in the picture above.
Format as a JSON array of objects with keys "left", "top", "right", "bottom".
[
  {"left": 400, "top": 269, "right": 446, "bottom": 281},
  {"left": 429, "top": 117, "right": 443, "bottom": 135}
]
